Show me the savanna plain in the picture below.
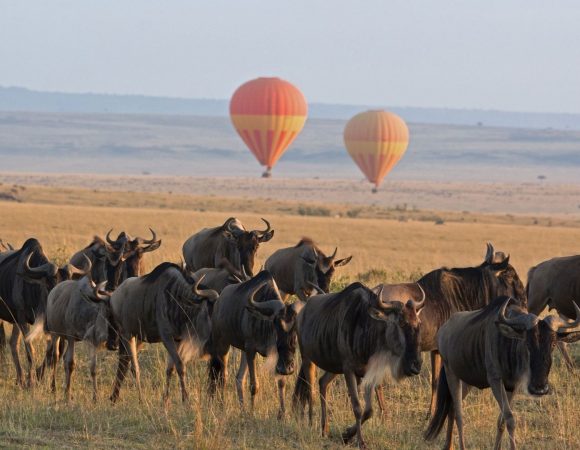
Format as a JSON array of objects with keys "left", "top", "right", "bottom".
[{"left": 0, "top": 184, "right": 579, "bottom": 449}]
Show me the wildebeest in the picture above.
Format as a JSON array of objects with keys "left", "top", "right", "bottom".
[
  {"left": 209, "top": 270, "right": 302, "bottom": 419},
  {"left": 527, "top": 254, "right": 580, "bottom": 368},
  {"left": 375, "top": 243, "right": 526, "bottom": 414},
  {"left": 182, "top": 217, "right": 274, "bottom": 276},
  {"left": 425, "top": 297, "right": 580, "bottom": 450},
  {"left": 27, "top": 273, "right": 115, "bottom": 401},
  {"left": 109, "top": 262, "right": 218, "bottom": 404},
  {"left": 265, "top": 238, "right": 352, "bottom": 301},
  {"left": 70, "top": 235, "right": 125, "bottom": 284},
  {"left": 0, "top": 238, "right": 86, "bottom": 386},
  {"left": 192, "top": 258, "right": 248, "bottom": 293},
  {"left": 292, "top": 282, "right": 424, "bottom": 448},
  {"left": 0, "top": 240, "right": 14, "bottom": 353}
]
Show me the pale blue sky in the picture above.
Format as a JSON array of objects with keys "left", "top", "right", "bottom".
[{"left": 2, "top": 0, "right": 580, "bottom": 113}]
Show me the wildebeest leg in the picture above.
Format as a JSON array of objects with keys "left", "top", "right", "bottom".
[
  {"left": 247, "top": 351, "right": 259, "bottom": 411},
  {"left": 492, "top": 389, "right": 514, "bottom": 450},
  {"left": 89, "top": 344, "right": 98, "bottom": 402},
  {"left": 110, "top": 337, "right": 131, "bottom": 403},
  {"left": 9, "top": 325, "right": 24, "bottom": 386},
  {"left": 235, "top": 353, "right": 248, "bottom": 408},
  {"left": 63, "top": 338, "right": 76, "bottom": 402},
  {"left": 49, "top": 336, "right": 60, "bottom": 393},
  {"left": 160, "top": 335, "right": 188, "bottom": 403},
  {"left": 292, "top": 358, "right": 315, "bottom": 425},
  {"left": 319, "top": 371, "right": 337, "bottom": 437},
  {"left": 375, "top": 385, "right": 386, "bottom": 416},
  {"left": 19, "top": 322, "right": 36, "bottom": 387},
  {"left": 344, "top": 384, "right": 375, "bottom": 443},
  {"left": 342, "top": 370, "right": 366, "bottom": 449},
  {"left": 277, "top": 377, "right": 287, "bottom": 420},
  {"left": 446, "top": 368, "right": 465, "bottom": 450},
  {"left": 557, "top": 342, "right": 575, "bottom": 370},
  {"left": 490, "top": 380, "right": 516, "bottom": 450},
  {"left": 429, "top": 350, "right": 442, "bottom": 416},
  {"left": 163, "top": 358, "right": 175, "bottom": 405},
  {"left": 128, "top": 337, "right": 143, "bottom": 402}
]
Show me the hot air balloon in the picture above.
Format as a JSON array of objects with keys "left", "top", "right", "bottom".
[
  {"left": 230, "top": 77, "right": 308, "bottom": 177},
  {"left": 344, "top": 110, "right": 409, "bottom": 193}
]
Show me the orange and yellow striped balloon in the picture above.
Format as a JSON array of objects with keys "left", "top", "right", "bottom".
[
  {"left": 344, "top": 110, "right": 409, "bottom": 191},
  {"left": 230, "top": 77, "right": 308, "bottom": 177}
]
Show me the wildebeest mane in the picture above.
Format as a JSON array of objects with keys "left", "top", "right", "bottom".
[
  {"left": 142, "top": 262, "right": 185, "bottom": 285},
  {"left": 295, "top": 237, "right": 316, "bottom": 248},
  {"left": 83, "top": 236, "right": 106, "bottom": 250}
]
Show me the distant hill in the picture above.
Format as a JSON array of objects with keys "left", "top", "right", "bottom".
[{"left": 2, "top": 85, "right": 580, "bottom": 130}]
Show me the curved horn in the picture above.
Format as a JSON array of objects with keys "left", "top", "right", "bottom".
[
  {"left": 241, "top": 265, "right": 250, "bottom": 281},
  {"left": 329, "top": 247, "right": 338, "bottom": 260},
  {"left": 545, "top": 302, "right": 580, "bottom": 332},
  {"left": 374, "top": 285, "right": 404, "bottom": 313},
  {"left": 23, "top": 253, "right": 57, "bottom": 277},
  {"left": 484, "top": 242, "right": 494, "bottom": 264},
  {"left": 497, "top": 298, "right": 538, "bottom": 330},
  {"left": 93, "top": 281, "right": 111, "bottom": 301},
  {"left": 307, "top": 281, "right": 325, "bottom": 295},
  {"left": 68, "top": 254, "right": 93, "bottom": 277},
  {"left": 135, "top": 228, "right": 158, "bottom": 245},
  {"left": 409, "top": 283, "right": 426, "bottom": 311},
  {"left": 106, "top": 229, "right": 116, "bottom": 246},
  {"left": 256, "top": 218, "right": 271, "bottom": 235},
  {"left": 248, "top": 282, "right": 284, "bottom": 317},
  {"left": 192, "top": 274, "right": 219, "bottom": 302}
]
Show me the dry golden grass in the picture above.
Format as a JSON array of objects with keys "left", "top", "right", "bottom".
[{"left": 0, "top": 191, "right": 579, "bottom": 449}]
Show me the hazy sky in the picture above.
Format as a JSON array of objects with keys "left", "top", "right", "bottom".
[{"left": 2, "top": 1, "right": 580, "bottom": 113}]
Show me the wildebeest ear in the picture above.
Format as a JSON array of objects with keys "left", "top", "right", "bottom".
[
  {"left": 495, "top": 322, "right": 526, "bottom": 340},
  {"left": 368, "top": 306, "right": 398, "bottom": 323},
  {"left": 334, "top": 255, "right": 353, "bottom": 267},
  {"left": 259, "top": 230, "right": 274, "bottom": 243},
  {"left": 557, "top": 331, "right": 580, "bottom": 343}
]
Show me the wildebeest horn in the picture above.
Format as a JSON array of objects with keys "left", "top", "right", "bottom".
[
  {"left": 544, "top": 302, "right": 580, "bottom": 332},
  {"left": 373, "top": 285, "right": 404, "bottom": 314},
  {"left": 192, "top": 274, "right": 219, "bottom": 302},
  {"left": 329, "top": 247, "right": 338, "bottom": 260},
  {"left": 241, "top": 265, "right": 250, "bottom": 281},
  {"left": 23, "top": 253, "right": 58, "bottom": 278},
  {"left": 255, "top": 218, "right": 271, "bottom": 235},
  {"left": 248, "top": 282, "right": 284, "bottom": 317},
  {"left": 135, "top": 228, "right": 158, "bottom": 245},
  {"left": 484, "top": 242, "right": 494, "bottom": 264},
  {"left": 307, "top": 281, "right": 325, "bottom": 295},
  {"left": 68, "top": 254, "right": 92, "bottom": 276},
  {"left": 106, "top": 229, "right": 116, "bottom": 245},
  {"left": 408, "top": 283, "right": 426, "bottom": 311},
  {"left": 93, "top": 281, "right": 111, "bottom": 301},
  {"left": 497, "top": 298, "right": 538, "bottom": 330}
]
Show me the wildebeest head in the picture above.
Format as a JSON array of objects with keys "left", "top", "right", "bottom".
[
  {"left": 22, "top": 251, "right": 88, "bottom": 290},
  {"left": 223, "top": 218, "right": 274, "bottom": 277},
  {"left": 77, "top": 277, "right": 117, "bottom": 348},
  {"left": 245, "top": 275, "right": 302, "bottom": 376},
  {"left": 299, "top": 239, "right": 352, "bottom": 292},
  {"left": 122, "top": 228, "right": 162, "bottom": 278},
  {"left": 189, "top": 274, "right": 220, "bottom": 341},
  {"left": 481, "top": 243, "right": 527, "bottom": 305},
  {"left": 496, "top": 298, "right": 580, "bottom": 396},
  {"left": 368, "top": 284, "right": 426, "bottom": 377}
]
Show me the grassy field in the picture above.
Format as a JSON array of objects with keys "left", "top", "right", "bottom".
[{"left": 0, "top": 192, "right": 579, "bottom": 449}]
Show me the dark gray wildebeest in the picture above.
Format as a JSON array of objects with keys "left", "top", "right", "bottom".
[
  {"left": 26, "top": 272, "right": 115, "bottom": 401},
  {"left": 425, "top": 296, "right": 580, "bottom": 450},
  {"left": 265, "top": 238, "right": 352, "bottom": 301},
  {"left": 109, "top": 262, "right": 218, "bottom": 404},
  {"left": 0, "top": 238, "right": 86, "bottom": 386},
  {"left": 375, "top": 243, "right": 526, "bottom": 415},
  {"left": 209, "top": 270, "right": 302, "bottom": 419},
  {"left": 182, "top": 217, "right": 274, "bottom": 276},
  {"left": 527, "top": 254, "right": 580, "bottom": 369},
  {"left": 0, "top": 239, "right": 15, "bottom": 352},
  {"left": 192, "top": 258, "right": 249, "bottom": 293},
  {"left": 292, "top": 282, "right": 424, "bottom": 449},
  {"left": 70, "top": 234, "right": 125, "bottom": 284}
]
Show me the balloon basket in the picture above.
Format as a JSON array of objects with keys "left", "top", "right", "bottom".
[
  {"left": 372, "top": 187, "right": 378, "bottom": 194},
  {"left": 262, "top": 168, "right": 272, "bottom": 178}
]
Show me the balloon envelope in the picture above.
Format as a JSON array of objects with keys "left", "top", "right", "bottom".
[
  {"left": 230, "top": 77, "right": 308, "bottom": 175},
  {"left": 344, "top": 110, "right": 409, "bottom": 189}
]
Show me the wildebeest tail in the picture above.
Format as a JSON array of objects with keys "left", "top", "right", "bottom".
[
  {"left": 292, "top": 361, "right": 314, "bottom": 412},
  {"left": 424, "top": 366, "right": 452, "bottom": 441},
  {"left": 25, "top": 312, "right": 46, "bottom": 343},
  {"left": 525, "top": 265, "right": 536, "bottom": 300}
]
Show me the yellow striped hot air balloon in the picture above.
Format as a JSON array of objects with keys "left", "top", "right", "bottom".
[
  {"left": 344, "top": 110, "right": 409, "bottom": 192},
  {"left": 230, "top": 77, "right": 308, "bottom": 177}
]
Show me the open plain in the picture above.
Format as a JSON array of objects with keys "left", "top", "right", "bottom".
[{"left": 0, "top": 183, "right": 579, "bottom": 449}]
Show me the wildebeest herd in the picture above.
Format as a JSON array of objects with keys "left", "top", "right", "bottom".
[{"left": 0, "top": 219, "right": 578, "bottom": 449}]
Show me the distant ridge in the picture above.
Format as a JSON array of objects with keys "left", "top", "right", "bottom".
[{"left": 2, "top": 85, "right": 580, "bottom": 130}]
